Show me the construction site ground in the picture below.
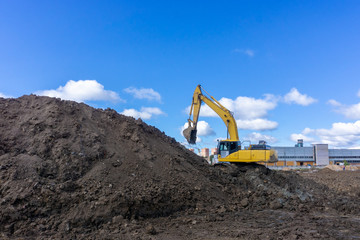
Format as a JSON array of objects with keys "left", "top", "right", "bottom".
[{"left": 1, "top": 95, "right": 359, "bottom": 239}]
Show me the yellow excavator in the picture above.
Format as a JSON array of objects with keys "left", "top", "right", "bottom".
[{"left": 183, "top": 85, "right": 277, "bottom": 163}]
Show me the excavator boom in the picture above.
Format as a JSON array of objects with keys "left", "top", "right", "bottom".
[
  {"left": 183, "top": 85, "right": 278, "bottom": 163},
  {"left": 183, "top": 85, "right": 239, "bottom": 144}
]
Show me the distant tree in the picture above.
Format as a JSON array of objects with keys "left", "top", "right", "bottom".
[
  {"left": 209, "top": 155, "right": 214, "bottom": 164},
  {"left": 344, "top": 160, "right": 349, "bottom": 166}
]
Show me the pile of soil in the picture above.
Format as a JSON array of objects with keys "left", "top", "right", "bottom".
[
  {"left": 300, "top": 168, "right": 360, "bottom": 198},
  {"left": 324, "top": 164, "right": 359, "bottom": 171},
  {"left": 1, "top": 95, "right": 360, "bottom": 239}
]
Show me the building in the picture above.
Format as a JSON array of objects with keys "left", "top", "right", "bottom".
[
  {"left": 294, "top": 139, "right": 303, "bottom": 147},
  {"left": 329, "top": 149, "right": 360, "bottom": 164},
  {"left": 200, "top": 148, "right": 209, "bottom": 158},
  {"left": 270, "top": 139, "right": 360, "bottom": 166},
  {"left": 272, "top": 145, "right": 314, "bottom": 166},
  {"left": 210, "top": 148, "right": 217, "bottom": 156}
]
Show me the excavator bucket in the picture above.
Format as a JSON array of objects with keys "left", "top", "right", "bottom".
[{"left": 183, "top": 126, "right": 197, "bottom": 144}]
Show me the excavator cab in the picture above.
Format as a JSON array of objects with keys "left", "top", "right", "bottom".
[{"left": 217, "top": 141, "right": 241, "bottom": 158}]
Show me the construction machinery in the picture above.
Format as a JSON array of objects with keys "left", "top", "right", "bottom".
[{"left": 183, "top": 85, "right": 277, "bottom": 163}]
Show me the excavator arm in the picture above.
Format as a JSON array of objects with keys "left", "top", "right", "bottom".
[
  {"left": 183, "top": 85, "right": 239, "bottom": 144},
  {"left": 183, "top": 84, "right": 278, "bottom": 163}
]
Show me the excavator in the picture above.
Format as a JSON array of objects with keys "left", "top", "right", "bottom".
[{"left": 183, "top": 85, "right": 278, "bottom": 163}]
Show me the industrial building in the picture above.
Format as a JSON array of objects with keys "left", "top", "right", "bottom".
[
  {"left": 191, "top": 139, "right": 360, "bottom": 166},
  {"left": 269, "top": 139, "right": 360, "bottom": 167}
]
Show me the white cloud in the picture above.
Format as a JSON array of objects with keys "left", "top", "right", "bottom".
[
  {"left": 181, "top": 120, "right": 215, "bottom": 137},
  {"left": 236, "top": 118, "right": 278, "bottom": 131},
  {"left": 121, "top": 107, "right": 165, "bottom": 120},
  {"left": 244, "top": 132, "right": 277, "bottom": 144},
  {"left": 0, "top": 93, "right": 13, "bottom": 98},
  {"left": 199, "top": 95, "right": 278, "bottom": 120},
  {"left": 186, "top": 94, "right": 278, "bottom": 131},
  {"left": 328, "top": 91, "right": 360, "bottom": 119},
  {"left": 243, "top": 49, "right": 254, "bottom": 57},
  {"left": 195, "top": 136, "right": 202, "bottom": 144},
  {"left": 196, "top": 121, "right": 216, "bottom": 136},
  {"left": 291, "top": 121, "right": 360, "bottom": 148},
  {"left": 233, "top": 48, "right": 255, "bottom": 57},
  {"left": 327, "top": 99, "right": 342, "bottom": 107},
  {"left": 124, "top": 87, "right": 161, "bottom": 102},
  {"left": 183, "top": 88, "right": 317, "bottom": 134},
  {"left": 335, "top": 103, "right": 360, "bottom": 119},
  {"left": 37, "top": 80, "right": 121, "bottom": 103},
  {"left": 290, "top": 133, "right": 314, "bottom": 142},
  {"left": 302, "top": 127, "right": 313, "bottom": 135},
  {"left": 283, "top": 88, "right": 317, "bottom": 106},
  {"left": 313, "top": 121, "right": 360, "bottom": 136}
]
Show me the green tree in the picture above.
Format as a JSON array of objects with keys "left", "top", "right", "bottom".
[{"left": 209, "top": 155, "right": 214, "bottom": 164}]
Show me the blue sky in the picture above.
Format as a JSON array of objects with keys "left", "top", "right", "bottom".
[{"left": 1, "top": 0, "right": 360, "bottom": 149}]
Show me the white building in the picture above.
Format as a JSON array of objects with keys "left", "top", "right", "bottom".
[{"left": 272, "top": 139, "right": 360, "bottom": 166}]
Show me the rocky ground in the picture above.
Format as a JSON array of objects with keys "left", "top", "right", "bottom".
[{"left": 0, "top": 95, "right": 359, "bottom": 239}]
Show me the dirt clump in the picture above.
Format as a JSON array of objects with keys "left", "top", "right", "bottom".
[{"left": 1, "top": 95, "right": 360, "bottom": 239}]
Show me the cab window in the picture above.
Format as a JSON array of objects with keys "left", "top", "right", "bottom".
[{"left": 219, "top": 142, "right": 228, "bottom": 151}]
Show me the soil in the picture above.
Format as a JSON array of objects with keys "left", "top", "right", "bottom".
[
  {"left": 0, "top": 95, "right": 359, "bottom": 239},
  {"left": 299, "top": 168, "right": 360, "bottom": 199}
]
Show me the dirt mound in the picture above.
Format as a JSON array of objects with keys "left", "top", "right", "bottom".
[
  {"left": 1, "top": 95, "right": 360, "bottom": 239},
  {"left": 346, "top": 165, "right": 359, "bottom": 171},
  {"left": 301, "top": 169, "right": 360, "bottom": 198},
  {"left": 324, "top": 164, "right": 359, "bottom": 171},
  {"left": 324, "top": 164, "right": 343, "bottom": 171}
]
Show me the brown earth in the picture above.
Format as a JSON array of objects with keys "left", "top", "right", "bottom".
[
  {"left": 299, "top": 168, "right": 360, "bottom": 199},
  {"left": 0, "top": 95, "right": 359, "bottom": 239}
]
